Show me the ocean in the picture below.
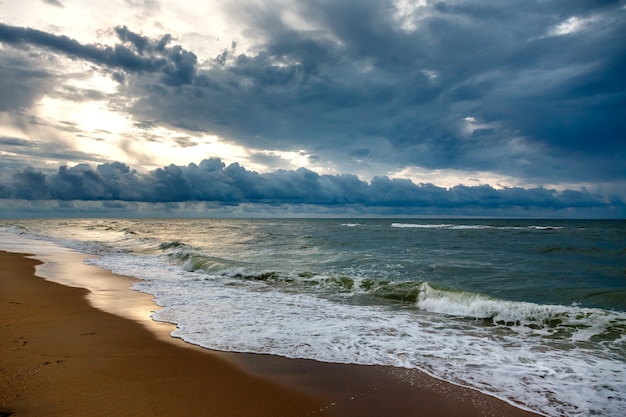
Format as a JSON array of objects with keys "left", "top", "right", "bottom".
[{"left": 1, "top": 218, "right": 624, "bottom": 416}]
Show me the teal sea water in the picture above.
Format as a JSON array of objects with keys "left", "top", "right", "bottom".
[{"left": 1, "top": 218, "right": 625, "bottom": 416}]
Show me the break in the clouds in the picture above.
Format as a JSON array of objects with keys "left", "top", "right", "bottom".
[{"left": 0, "top": 0, "right": 625, "bottom": 217}]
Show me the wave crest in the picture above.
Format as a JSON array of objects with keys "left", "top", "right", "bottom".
[{"left": 416, "top": 283, "right": 626, "bottom": 342}]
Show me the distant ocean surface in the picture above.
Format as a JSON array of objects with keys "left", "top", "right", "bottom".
[{"left": 1, "top": 218, "right": 625, "bottom": 417}]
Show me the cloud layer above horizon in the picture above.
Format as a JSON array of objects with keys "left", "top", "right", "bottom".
[
  {"left": 1, "top": 158, "right": 623, "bottom": 218},
  {"left": 0, "top": 0, "right": 624, "bottom": 217}
]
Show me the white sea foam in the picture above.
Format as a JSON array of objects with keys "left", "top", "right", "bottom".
[
  {"left": 391, "top": 222, "right": 500, "bottom": 230},
  {"left": 81, "top": 251, "right": 626, "bottom": 417},
  {"left": 2, "top": 221, "right": 625, "bottom": 417},
  {"left": 390, "top": 223, "right": 564, "bottom": 230},
  {"left": 391, "top": 222, "right": 455, "bottom": 228},
  {"left": 418, "top": 283, "right": 601, "bottom": 321}
]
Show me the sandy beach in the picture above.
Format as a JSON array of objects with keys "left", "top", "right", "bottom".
[{"left": 0, "top": 250, "right": 541, "bottom": 417}]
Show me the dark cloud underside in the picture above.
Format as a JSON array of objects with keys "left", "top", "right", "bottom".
[
  {"left": 128, "top": 0, "right": 626, "bottom": 183},
  {"left": 0, "top": 23, "right": 197, "bottom": 86},
  {"left": 0, "top": 159, "right": 621, "bottom": 215},
  {"left": 0, "top": 0, "right": 624, "bottom": 214}
]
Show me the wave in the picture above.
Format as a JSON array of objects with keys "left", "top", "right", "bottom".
[
  {"left": 160, "top": 246, "right": 626, "bottom": 345},
  {"left": 417, "top": 283, "right": 626, "bottom": 344},
  {"left": 133, "top": 254, "right": 625, "bottom": 417},
  {"left": 0, "top": 224, "right": 115, "bottom": 255},
  {"left": 0, "top": 225, "right": 28, "bottom": 235},
  {"left": 391, "top": 223, "right": 457, "bottom": 229},
  {"left": 391, "top": 223, "right": 563, "bottom": 230},
  {"left": 4, "top": 221, "right": 624, "bottom": 417},
  {"left": 159, "top": 240, "right": 187, "bottom": 250},
  {"left": 539, "top": 245, "right": 603, "bottom": 254},
  {"left": 163, "top": 246, "right": 424, "bottom": 300}
]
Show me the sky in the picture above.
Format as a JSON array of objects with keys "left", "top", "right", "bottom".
[{"left": 0, "top": 0, "right": 624, "bottom": 218}]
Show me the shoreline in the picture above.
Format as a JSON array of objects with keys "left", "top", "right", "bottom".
[{"left": 0, "top": 250, "right": 542, "bottom": 416}]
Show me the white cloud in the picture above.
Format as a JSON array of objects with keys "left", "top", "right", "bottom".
[
  {"left": 389, "top": 165, "right": 525, "bottom": 190},
  {"left": 548, "top": 16, "right": 594, "bottom": 37},
  {"left": 392, "top": 0, "right": 429, "bottom": 32}
]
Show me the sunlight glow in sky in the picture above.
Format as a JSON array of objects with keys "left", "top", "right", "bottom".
[{"left": 0, "top": 0, "right": 624, "bottom": 217}]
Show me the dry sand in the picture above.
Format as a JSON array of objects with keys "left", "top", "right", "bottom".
[{"left": 0, "top": 250, "right": 541, "bottom": 417}]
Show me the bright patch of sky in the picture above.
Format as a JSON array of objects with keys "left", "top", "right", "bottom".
[
  {"left": 0, "top": 0, "right": 624, "bottom": 217},
  {"left": 548, "top": 16, "right": 596, "bottom": 37}
]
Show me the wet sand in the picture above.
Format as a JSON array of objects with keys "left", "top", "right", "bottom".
[{"left": 0, "top": 250, "right": 542, "bottom": 417}]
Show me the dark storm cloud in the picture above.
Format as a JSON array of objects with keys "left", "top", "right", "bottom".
[
  {"left": 43, "top": 0, "right": 64, "bottom": 7},
  {"left": 0, "top": 160, "right": 621, "bottom": 216},
  {"left": 11, "top": 167, "right": 50, "bottom": 199},
  {"left": 1, "top": 0, "right": 624, "bottom": 193},
  {"left": 0, "top": 136, "right": 36, "bottom": 147},
  {"left": 0, "top": 23, "right": 197, "bottom": 86},
  {"left": 0, "top": 53, "right": 55, "bottom": 112},
  {"left": 118, "top": 0, "right": 626, "bottom": 184}
]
